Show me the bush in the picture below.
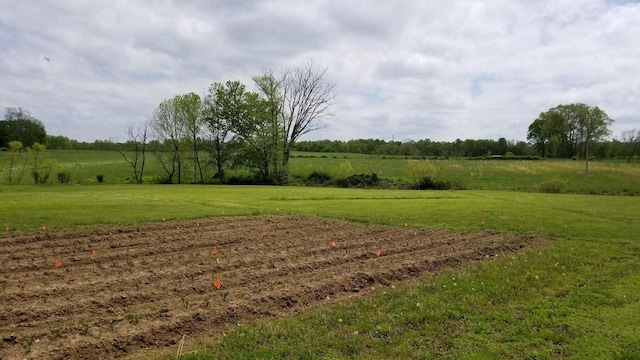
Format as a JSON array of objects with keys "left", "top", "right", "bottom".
[
  {"left": 537, "top": 179, "right": 567, "bottom": 193},
  {"left": 96, "top": 174, "right": 104, "bottom": 183},
  {"left": 415, "top": 176, "right": 451, "bottom": 190},
  {"left": 57, "top": 171, "right": 71, "bottom": 184},
  {"left": 307, "top": 171, "right": 333, "bottom": 185},
  {"left": 335, "top": 173, "right": 379, "bottom": 188}
]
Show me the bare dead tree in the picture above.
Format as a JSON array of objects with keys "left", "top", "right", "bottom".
[
  {"left": 621, "top": 129, "right": 640, "bottom": 162},
  {"left": 279, "top": 62, "right": 337, "bottom": 167},
  {"left": 118, "top": 121, "right": 149, "bottom": 184}
]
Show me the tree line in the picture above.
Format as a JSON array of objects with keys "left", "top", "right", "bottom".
[{"left": 4, "top": 88, "right": 640, "bottom": 184}]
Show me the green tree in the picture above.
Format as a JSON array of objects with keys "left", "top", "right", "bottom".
[
  {"left": 150, "top": 99, "right": 184, "bottom": 184},
  {"left": 202, "top": 81, "right": 246, "bottom": 181},
  {"left": 30, "top": 143, "right": 54, "bottom": 184},
  {"left": 6, "top": 140, "right": 23, "bottom": 182},
  {"left": 0, "top": 107, "right": 46, "bottom": 148},
  {"left": 174, "top": 92, "right": 205, "bottom": 183},
  {"left": 232, "top": 91, "right": 284, "bottom": 182},
  {"left": 576, "top": 105, "right": 613, "bottom": 175},
  {"left": 528, "top": 103, "right": 613, "bottom": 173},
  {"left": 45, "top": 135, "right": 73, "bottom": 150}
]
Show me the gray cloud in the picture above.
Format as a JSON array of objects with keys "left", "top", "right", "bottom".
[{"left": 1, "top": 0, "right": 638, "bottom": 143}]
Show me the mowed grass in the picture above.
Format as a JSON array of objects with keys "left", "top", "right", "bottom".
[{"left": 1, "top": 185, "right": 639, "bottom": 359}]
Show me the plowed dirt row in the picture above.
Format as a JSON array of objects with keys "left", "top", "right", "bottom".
[{"left": 0, "top": 215, "right": 548, "bottom": 359}]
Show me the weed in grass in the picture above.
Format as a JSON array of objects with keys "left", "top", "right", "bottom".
[{"left": 125, "top": 313, "right": 139, "bottom": 325}]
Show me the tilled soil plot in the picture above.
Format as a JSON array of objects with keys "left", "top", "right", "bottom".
[{"left": 0, "top": 215, "right": 550, "bottom": 359}]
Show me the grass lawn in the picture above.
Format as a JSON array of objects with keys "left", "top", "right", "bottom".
[{"left": 1, "top": 185, "right": 639, "bottom": 358}]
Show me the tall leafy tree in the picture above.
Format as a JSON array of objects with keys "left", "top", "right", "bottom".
[
  {"left": 528, "top": 103, "right": 613, "bottom": 174},
  {"left": 0, "top": 107, "right": 46, "bottom": 148},
  {"left": 150, "top": 99, "right": 184, "bottom": 184},
  {"left": 174, "top": 93, "right": 204, "bottom": 183},
  {"left": 202, "top": 81, "right": 246, "bottom": 181}
]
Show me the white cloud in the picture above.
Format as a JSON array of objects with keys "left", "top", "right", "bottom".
[{"left": 1, "top": 0, "right": 638, "bottom": 143}]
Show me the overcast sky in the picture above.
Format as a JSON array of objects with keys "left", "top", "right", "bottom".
[{"left": 1, "top": 1, "right": 639, "bottom": 143}]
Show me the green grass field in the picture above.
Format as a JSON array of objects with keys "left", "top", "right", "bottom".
[
  {"left": 1, "top": 149, "right": 640, "bottom": 195},
  {"left": 1, "top": 184, "right": 639, "bottom": 359}
]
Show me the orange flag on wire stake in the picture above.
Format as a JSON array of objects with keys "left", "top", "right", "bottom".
[
  {"left": 41, "top": 225, "right": 47, "bottom": 231},
  {"left": 54, "top": 259, "right": 62, "bottom": 268},
  {"left": 91, "top": 249, "right": 96, "bottom": 256},
  {"left": 212, "top": 246, "right": 218, "bottom": 254},
  {"left": 376, "top": 250, "right": 382, "bottom": 257},
  {"left": 330, "top": 240, "right": 337, "bottom": 248},
  {"left": 213, "top": 279, "right": 222, "bottom": 289}
]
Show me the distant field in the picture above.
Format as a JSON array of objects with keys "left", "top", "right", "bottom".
[{"left": 1, "top": 149, "right": 638, "bottom": 195}]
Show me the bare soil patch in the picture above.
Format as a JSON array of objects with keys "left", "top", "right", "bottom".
[{"left": 0, "top": 215, "right": 550, "bottom": 359}]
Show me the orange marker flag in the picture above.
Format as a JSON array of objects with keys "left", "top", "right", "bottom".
[
  {"left": 41, "top": 225, "right": 47, "bottom": 231},
  {"left": 91, "top": 249, "right": 96, "bottom": 256},
  {"left": 212, "top": 246, "right": 218, "bottom": 254},
  {"left": 260, "top": 231, "right": 267, "bottom": 237},
  {"left": 330, "top": 240, "right": 337, "bottom": 248},
  {"left": 376, "top": 249, "right": 382, "bottom": 257},
  {"left": 213, "top": 279, "right": 222, "bottom": 289},
  {"left": 54, "top": 259, "right": 62, "bottom": 268},
  {"left": 325, "top": 223, "right": 330, "bottom": 229},
  {"left": 413, "top": 231, "right": 418, "bottom": 236}
]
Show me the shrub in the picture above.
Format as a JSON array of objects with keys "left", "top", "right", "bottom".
[
  {"left": 537, "top": 179, "right": 567, "bottom": 193},
  {"left": 415, "top": 176, "right": 451, "bottom": 190},
  {"left": 307, "top": 171, "right": 333, "bottom": 185},
  {"left": 335, "top": 173, "right": 379, "bottom": 188},
  {"left": 96, "top": 174, "right": 104, "bottom": 183},
  {"left": 57, "top": 171, "right": 71, "bottom": 184}
]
